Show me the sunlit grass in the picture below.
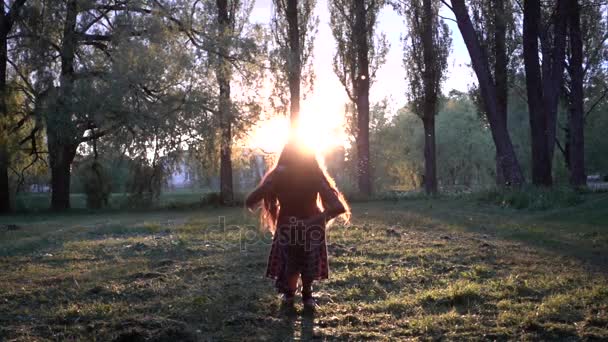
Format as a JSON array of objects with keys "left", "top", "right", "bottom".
[{"left": 1, "top": 195, "right": 607, "bottom": 340}]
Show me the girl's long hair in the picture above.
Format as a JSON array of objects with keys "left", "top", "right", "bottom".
[{"left": 258, "top": 141, "right": 350, "bottom": 233}]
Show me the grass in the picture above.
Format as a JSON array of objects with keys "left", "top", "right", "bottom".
[
  {"left": 1, "top": 193, "right": 608, "bottom": 340},
  {"left": 13, "top": 191, "right": 241, "bottom": 212}
]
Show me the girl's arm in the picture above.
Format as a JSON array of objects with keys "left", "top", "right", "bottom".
[
  {"left": 245, "top": 171, "right": 275, "bottom": 210},
  {"left": 304, "top": 179, "right": 346, "bottom": 227}
]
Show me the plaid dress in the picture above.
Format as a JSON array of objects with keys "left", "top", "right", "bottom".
[
  {"left": 263, "top": 177, "right": 342, "bottom": 294},
  {"left": 266, "top": 216, "right": 329, "bottom": 293}
]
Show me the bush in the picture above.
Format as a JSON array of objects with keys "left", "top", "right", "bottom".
[
  {"left": 125, "top": 160, "right": 168, "bottom": 208},
  {"left": 80, "top": 160, "right": 112, "bottom": 209},
  {"left": 200, "top": 192, "right": 222, "bottom": 207},
  {"left": 478, "top": 186, "right": 584, "bottom": 210}
]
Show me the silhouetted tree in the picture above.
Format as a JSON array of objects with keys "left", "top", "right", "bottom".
[
  {"left": 444, "top": 0, "right": 524, "bottom": 186},
  {"left": 399, "top": 0, "right": 451, "bottom": 194},
  {"left": 330, "top": 0, "right": 388, "bottom": 196}
]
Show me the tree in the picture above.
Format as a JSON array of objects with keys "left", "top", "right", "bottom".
[
  {"left": 151, "top": 0, "right": 265, "bottom": 205},
  {"left": 560, "top": 1, "right": 607, "bottom": 186},
  {"left": 444, "top": 0, "right": 524, "bottom": 186},
  {"left": 399, "top": 0, "right": 451, "bottom": 195},
  {"left": 565, "top": 0, "right": 585, "bottom": 187},
  {"left": 330, "top": 0, "right": 388, "bottom": 196},
  {"left": 209, "top": 0, "right": 265, "bottom": 205},
  {"left": 270, "top": 0, "right": 317, "bottom": 127},
  {"left": 468, "top": 0, "right": 519, "bottom": 185},
  {"left": 216, "top": 0, "right": 234, "bottom": 204},
  {"left": 0, "top": 0, "right": 27, "bottom": 213},
  {"left": 523, "top": 0, "right": 568, "bottom": 186},
  {"left": 15, "top": 0, "right": 206, "bottom": 210}
]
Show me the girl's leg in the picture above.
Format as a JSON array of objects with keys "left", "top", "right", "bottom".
[
  {"left": 286, "top": 273, "right": 299, "bottom": 296},
  {"left": 279, "top": 274, "right": 298, "bottom": 307},
  {"left": 301, "top": 277, "right": 313, "bottom": 300}
]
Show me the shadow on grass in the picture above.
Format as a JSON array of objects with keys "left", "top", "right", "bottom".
[{"left": 362, "top": 194, "right": 608, "bottom": 272}]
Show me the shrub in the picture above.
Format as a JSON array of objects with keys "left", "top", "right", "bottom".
[
  {"left": 125, "top": 160, "right": 168, "bottom": 208},
  {"left": 80, "top": 160, "right": 112, "bottom": 209}
]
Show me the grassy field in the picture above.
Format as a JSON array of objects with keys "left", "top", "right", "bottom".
[
  {"left": 1, "top": 194, "right": 608, "bottom": 341},
  {"left": 13, "top": 191, "right": 215, "bottom": 212}
]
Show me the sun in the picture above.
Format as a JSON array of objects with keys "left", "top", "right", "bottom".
[{"left": 245, "top": 111, "right": 347, "bottom": 155}]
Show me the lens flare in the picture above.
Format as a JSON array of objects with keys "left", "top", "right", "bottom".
[{"left": 246, "top": 111, "right": 347, "bottom": 155}]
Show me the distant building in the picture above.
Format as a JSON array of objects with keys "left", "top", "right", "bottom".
[{"left": 167, "top": 162, "right": 195, "bottom": 189}]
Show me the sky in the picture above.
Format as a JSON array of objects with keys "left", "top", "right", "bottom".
[
  {"left": 250, "top": 0, "right": 475, "bottom": 109},
  {"left": 246, "top": 0, "right": 477, "bottom": 152}
]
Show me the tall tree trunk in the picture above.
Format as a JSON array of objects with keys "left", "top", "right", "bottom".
[
  {"left": 49, "top": 141, "right": 77, "bottom": 211},
  {"left": 450, "top": 0, "right": 524, "bottom": 186},
  {"left": 494, "top": 0, "right": 508, "bottom": 186},
  {"left": 567, "top": 0, "right": 585, "bottom": 187},
  {"left": 421, "top": 0, "right": 438, "bottom": 195},
  {"left": 422, "top": 115, "right": 437, "bottom": 195},
  {"left": 0, "top": 0, "right": 25, "bottom": 214},
  {"left": 47, "top": 0, "right": 78, "bottom": 211},
  {"left": 542, "top": 0, "right": 568, "bottom": 166},
  {"left": 523, "top": 0, "right": 552, "bottom": 186},
  {"left": 0, "top": 146, "right": 9, "bottom": 213},
  {"left": 0, "top": 27, "right": 10, "bottom": 213},
  {"left": 217, "top": 0, "right": 234, "bottom": 205},
  {"left": 286, "top": 0, "right": 301, "bottom": 128},
  {"left": 524, "top": 0, "right": 568, "bottom": 186},
  {"left": 354, "top": 0, "right": 371, "bottom": 196}
]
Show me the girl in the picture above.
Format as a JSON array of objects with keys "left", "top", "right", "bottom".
[{"left": 245, "top": 140, "right": 350, "bottom": 309}]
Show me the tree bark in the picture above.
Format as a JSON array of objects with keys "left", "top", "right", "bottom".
[
  {"left": 0, "top": 145, "right": 9, "bottom": 213},
  {"left": 422, "top": 116, "right": 437, "bottom": 195},
  {"left": 286, "top": 0, "right": 301, "bottom": 128},
  {"left": 49, "top": 141, "right": 77, "bottom": 210},
  {"left": 523, "top": 0, "right": 568, "bottom": 186},
  {"left": 354, "top": 0, "right": 371, "bottom": 196},
  {"left": 421, "top": 0, "right": 438, "bottom": 195},
  {"left": 523, "top": 0, "right": 552, "bottom": 186},
  {"left": 450, "top": 0, "right": 524, "bottom": 186},
  {"left": 46, "top": 0, "right": 78, "bottom": 211},
  {"left": 0, "top": 27, "right": 10, "bottom": 213},
  {"left": 494, "top": 0, "right": 508, "bottom": 186},
  {"left": 0, "top": 1, "right": 28, "bottom": 213},
  {"left": 217, "top": 0, "right": 234, "bottom": 204},
  {"left": 542, "top": 0, "right": 568, "bottom": 165},
  {"left": 567, "top": 0, "right": 585, "bottom": 187}
]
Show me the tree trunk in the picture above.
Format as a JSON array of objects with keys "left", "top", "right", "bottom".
[
  {"left": 494, "top": 0, "right": 508, "bottom": 186},
  {"left": 47, "top": 0, "right": 78, "bottom": 211},
  {"left": 422, "top": 116, "right": 437, "bottom": 195},
  {"left": 0, "top": 27, "right": 10, "bottom": 213},
  {"left": 0, "top": 146, "right": 9, "bottom": 213},
  {"left": 523, "top": 0, "right": 568, "bottom": 186},
  {"left": 542, "top": 0, "right": 568, "bottom": 165},
  {"left": 354, "top": 0, "right": 371, "bottom": 196},
  {"left": 217, "top": 0, "right": 234, "bottom": 205},
  {"left": 0, "top": 0, "right": 25, "bottom": 214},
  {"left": 421, "top": 0, "right": 438, "bottom": 195},
  {"left": 567, "top": 0, "right": 585, "bottom": 187},
  {"left": 286, "top": 0, "right": 301, "bottom": 128},
  {"left": 450, "top": 0, "right": 524, "bottom": 186},
  {"left": 49, "top": 142, "right": 77, "bottom": 211},
  {"left": 523, "top": 0, "right": 552, "bottom": 186}
]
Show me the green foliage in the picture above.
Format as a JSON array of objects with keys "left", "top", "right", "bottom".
[
  {"left": 125, "top": 159, "right": 168, "bottom": 208},
  {"left": 329, "top": 0, "right": 388, "bottom": 102},
  {"left": 369, "top": 95, "right": 496, "bottom": 191},
  {"left": 79, "top": 160, "right": 112, "bottom": 209},
  {"left": 399, "top": 0, "right": 451, "bottom": 118},
  {"left": 269, "top": 0, "right": 319, "bottom": 114}
]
